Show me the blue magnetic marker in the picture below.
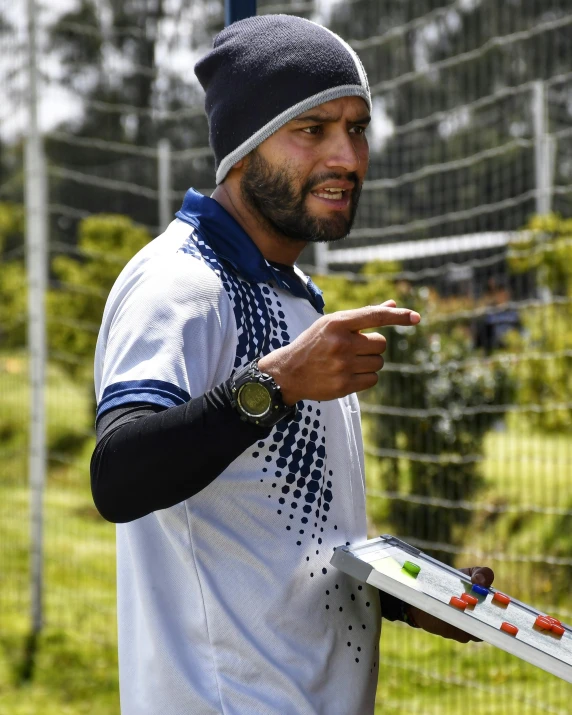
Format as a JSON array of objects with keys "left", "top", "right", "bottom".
[{"left": 471, "top": 584, "right": 489, "bottom": 596}]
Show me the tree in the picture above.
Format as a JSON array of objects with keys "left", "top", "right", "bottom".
[
  {"left": 326, "top": 0, "right": 572, "bottom": 241},
  {"left": 46, "top": 0, "right": 219, "bottom": 241}
]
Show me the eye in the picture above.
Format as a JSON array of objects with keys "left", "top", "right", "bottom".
[
  {"left": 350, "top": 125, "right": 367, "bottom": 135},
  {"left": 302, "top": 125, "right": 322, "bottom": 135}
]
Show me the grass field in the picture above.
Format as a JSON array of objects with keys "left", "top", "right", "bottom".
[{"left": 1, "top": 354, "right": 572, "bottom": 713}]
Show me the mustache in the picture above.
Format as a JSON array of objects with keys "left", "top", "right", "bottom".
[{"left": 304, "top": 172, "right": 360, "bottom": 194}]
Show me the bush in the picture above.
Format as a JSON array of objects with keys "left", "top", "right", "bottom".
[
  {"left": 0, "top": 203, "right": 26, "bottom": 348},
  {"left": 507, "top": 214, "right": 572, "bottom": 432},
  {"left": 48, "top": 214, "right": 150, "bottom": 382},
  {"left": 317, "top": 264, "right": 514, "bottom": 562}
]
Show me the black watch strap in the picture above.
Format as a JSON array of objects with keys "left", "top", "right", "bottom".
[{"left": 229, "top": 359, "right": 298, "bottom": 428}]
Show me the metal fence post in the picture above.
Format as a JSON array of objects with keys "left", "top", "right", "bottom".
[
  {"left": 532, "top": 80, "right": 556, "bottom": 216},
  {"left": 315, "top": 243, "right": 329, "bottom": 275},
  {"left": 158, "top": 138, "right": 172, "bottom": 231},
  {"left": 25, "top": 0, "right": 47, "bottom": 639},
  {"left": 225, "top": 0, "right": 257, "bottom": 26}
]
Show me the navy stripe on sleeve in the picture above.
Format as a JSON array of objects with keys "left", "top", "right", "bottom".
[{"left": 97, "top": 379, "right": 191, "bottom": 420}]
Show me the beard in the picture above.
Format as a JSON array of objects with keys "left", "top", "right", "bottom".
[{"left": 240, "top": 149, "right": 362, "bottom": 244}]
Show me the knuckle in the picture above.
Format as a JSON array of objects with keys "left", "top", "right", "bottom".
[
  {"left": 365, "top": 373, "right": 379, "bottom": 388},
  {"left": 366, "top": 332, "right": 386, "bottom": 349},
  {"left": 330, "top": 356, "right": 347, "bottom": 374},
  {"left": 341, "top": 356, "right": 353, "bottom": 371},
  {"left": 333, "top": 375, "right": 349, "bottom": 393},
  {"left": 328, "top": 311, "right": 348, "bottom": 327},
  {"left": 329, "top": 334, "right": 350, "bottom": 355}
]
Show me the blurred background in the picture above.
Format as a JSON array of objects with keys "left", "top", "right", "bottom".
[{"left": 1, "top": 0, "right": 572, "bottom": 712}]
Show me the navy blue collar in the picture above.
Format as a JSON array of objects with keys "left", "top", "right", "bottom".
[{"left": 176, "top": 188, "right": 324, "bottom": 314}]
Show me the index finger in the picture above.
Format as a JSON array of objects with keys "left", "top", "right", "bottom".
[{"left": 336, "top": 305, "right": 421, "bottom": 332}]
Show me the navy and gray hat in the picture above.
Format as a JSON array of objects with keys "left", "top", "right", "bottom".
[{"left": 195, "top": 14, "right": 371, "bottom": 184}]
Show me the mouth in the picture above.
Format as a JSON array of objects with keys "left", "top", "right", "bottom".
[{"left": 309, "top": 186, "right": 352, "bottom": 209}]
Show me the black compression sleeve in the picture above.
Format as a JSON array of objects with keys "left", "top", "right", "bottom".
[{"left": 90, "top": 379, "right": 272, "bottom": 523}]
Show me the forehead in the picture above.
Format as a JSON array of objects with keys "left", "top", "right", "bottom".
[{"left": 291, "top": 95, "right": 370, "bottom": 123}]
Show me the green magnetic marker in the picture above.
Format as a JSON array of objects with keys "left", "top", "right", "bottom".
[{"left": 402, "top": 561, "right": 421, "bottom": 577}]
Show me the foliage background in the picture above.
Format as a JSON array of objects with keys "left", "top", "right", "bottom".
[{"left": 2, "top": 0, "right": 572, "bottom": 712}]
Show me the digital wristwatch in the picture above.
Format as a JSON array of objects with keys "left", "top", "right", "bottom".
[{"left": 229, "top": 359, "right": 298, "bottom": 428}]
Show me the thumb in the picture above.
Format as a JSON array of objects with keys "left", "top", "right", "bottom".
[{"left": 470, "top": 567, "right": 495, "bottom": 588}]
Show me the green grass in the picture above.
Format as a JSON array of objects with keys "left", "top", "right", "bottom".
[
  {"left": 376, "top": 626, "right": 572, "bottom": 714},
  {"left": 482, "top": 418, "right": 572, "bottom": 509},
  {"left": 0, "top": 354, "right": 118, "bottom": 714},
  {"left": 2, "top": 355, "right": 572, "bottom": 713}
]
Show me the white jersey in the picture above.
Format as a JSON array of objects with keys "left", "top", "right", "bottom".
[{"left": 94, "top": 189, "right": 381, "bottom": 715}]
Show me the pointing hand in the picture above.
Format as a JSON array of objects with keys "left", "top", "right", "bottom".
[{"left": 258, "top": 300, "right": 421, "bottom": 405}]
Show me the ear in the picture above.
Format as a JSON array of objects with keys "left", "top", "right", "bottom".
[{"left": 232, "top": 158, "right": 245, "bottom": 170}]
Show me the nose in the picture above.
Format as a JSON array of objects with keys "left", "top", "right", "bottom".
[{"left": 323, "top": 130, "right": 362, "bottom": 174}]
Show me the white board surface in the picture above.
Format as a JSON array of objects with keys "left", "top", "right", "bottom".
[{"left": 331, "top": 535, "right": 572, "bottom": 683}]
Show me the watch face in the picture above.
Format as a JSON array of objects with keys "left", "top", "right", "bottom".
[{"left": 237, "top": 382, "right": 272, "bottom": 417}]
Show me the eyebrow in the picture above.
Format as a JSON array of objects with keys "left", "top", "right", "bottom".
[{"left": 292, "top": 113, "right": 372, "bottom": 125}]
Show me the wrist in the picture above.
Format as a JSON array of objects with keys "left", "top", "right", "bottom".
[
  {"left": 229, "top": 359, "right": 298, "bottom": 427},
  {"left": 257, "top": 353, "right": 300, "bottom": 406}
]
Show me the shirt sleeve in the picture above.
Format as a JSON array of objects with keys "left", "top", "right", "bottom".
[{"left": 95, "top": 246, "right": 237, "bottom": 422}]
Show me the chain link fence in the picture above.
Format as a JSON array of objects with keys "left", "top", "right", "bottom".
[{"left": 1, "top": 0, "right": 572, "bottom": 712}]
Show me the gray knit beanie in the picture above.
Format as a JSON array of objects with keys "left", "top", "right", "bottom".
[{"left": 194, "top": 14, "right": 371, "bottom": 184}]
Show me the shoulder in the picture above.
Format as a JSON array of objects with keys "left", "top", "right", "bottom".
[{"left": 110, "top": 220, "right": 230, "bottom": 312}]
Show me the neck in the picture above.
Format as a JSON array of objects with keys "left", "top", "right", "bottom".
[{"left": 211, "top": 183, "right": 306, "bottom": 267}]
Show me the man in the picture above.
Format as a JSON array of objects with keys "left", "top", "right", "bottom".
[{"left": 92, "top": 15, "right": 493, "bottom": 714}]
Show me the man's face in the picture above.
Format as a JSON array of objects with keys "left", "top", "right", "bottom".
[{"left": 239, "top": 96, "right": 370, "bottom": 244}]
